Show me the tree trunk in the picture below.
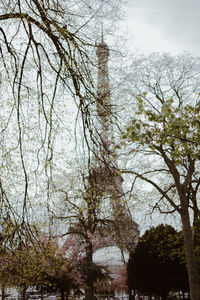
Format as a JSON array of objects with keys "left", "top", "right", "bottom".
[
  {"left": 61, "top": 290, "right": 65, "bottom": 300},
  {"left": 181, "top": 204, "right": 200, "bottom": 300},
  {"left": 65, "top": 290, "right": 69, "bottom": 300},
  {"left": 84, "top": 242, "right": 94, "bottom": 300},
  {"left": 1, "top": 285, "right": 5, "bottom": 300},
  {"left": 22, "top": 287, "right": 26, "bottom": 300},
  {"left": 41, "top": 287, "right": 44, "bottom": 300},
  {"left": 85, "top": 288, "right": 94, "bottom": 300}
]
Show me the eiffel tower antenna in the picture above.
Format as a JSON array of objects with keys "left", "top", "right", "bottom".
[{"left": 101, "top": 22, "right": 104, "bottom": 43}]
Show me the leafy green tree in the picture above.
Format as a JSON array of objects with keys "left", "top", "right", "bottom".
[
  {"left": 0, "top": 234, "right": 83, "bottom": 300},
  {"left": 122, "top": 53, "right": 200, "bottom": 300},
  {"left": 127, "top": 224, "right": 189, "bottom": 299}
]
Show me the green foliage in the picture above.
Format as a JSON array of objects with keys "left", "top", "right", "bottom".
[
  {"left": 0, "top": 236, "right": 76, "bottom": 293},
  {"left": 127, "top": 224, "right": 189, "bottom": 297},
  {"left": 124, "top": 96, "right": 200, "bottom": 161}
]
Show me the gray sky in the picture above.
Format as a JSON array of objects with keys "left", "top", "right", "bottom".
[{"left": 125, "top": 0, "right": 200, "bottom": 54}]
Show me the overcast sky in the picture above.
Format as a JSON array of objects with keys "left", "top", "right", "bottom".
[{"left": 124, "top": 0, "right": 200, "bottom": 55}]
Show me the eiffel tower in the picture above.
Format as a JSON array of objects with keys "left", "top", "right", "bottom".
[
  {"left": 66, "top": 35, "right": 139, "bottom": 300},
  {"left": 89, "top": 34, "right": 139, "bottom": 254}
]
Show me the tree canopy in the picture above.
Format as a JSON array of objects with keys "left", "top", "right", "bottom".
[
  {"left": 0, "top": 233, "right": 86, "bottom": 300},
  {"left": 127, "top": 224, "right": 189, "bottom": 299}
]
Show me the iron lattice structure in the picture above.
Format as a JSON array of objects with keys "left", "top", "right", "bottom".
[
  {"left": 90, "top": 36, "right": 139, "bottom": 253},
  {"left": 68, "top": 37, "right": 139, "bottom": 257}
]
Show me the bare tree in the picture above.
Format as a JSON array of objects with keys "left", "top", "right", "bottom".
[
  {"left": 50, "top": 142, "right": 138, "bottom": 300},
  {"left": 51, "top": 164, "right": 121, "bottom": 300},
  {"left": 0, "top": 0, "right": 125, "bottom": 228}
]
